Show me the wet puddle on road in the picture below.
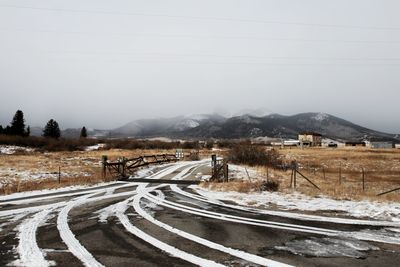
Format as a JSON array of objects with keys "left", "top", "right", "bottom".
[{"left": 274, "top": 237, "right": 379, "bottom": 258}]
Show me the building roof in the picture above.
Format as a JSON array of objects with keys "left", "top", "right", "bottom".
[{"left": 299, "top": 132, "right": 322, "bottom": 136}]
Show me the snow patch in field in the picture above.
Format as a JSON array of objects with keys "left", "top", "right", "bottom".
[
  {"left": 193, "top": 187, "right": 400, "bottom": 222},
  {"left": 275, "top": 237, "right": 378, "bottom": 258},
  {"left": 228, "top": 165, "right": 259, "bottom": 181},
  {"left": 84, "top": 144, "right": 105, "bottom": 151},
  {"left": 0, "top": 182, "right": 123, "bottom": 201},
  {"left": 0, "top": 146, "right": 34, "bottom": 155},
  {"left": 0, "top": 169, "right": 92, "bottom": 188},
  {"left": 0, "top": 169, "right": 91, "bottom": 181}
]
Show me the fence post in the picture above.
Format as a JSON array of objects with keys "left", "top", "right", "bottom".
[
  {"left": 293, "top": 162, "right": 297, "bottom": 188},
  {"left": 102, "top": 155, "right": 108, "bottom": 180},
  {"left": 121, "top": 157, "right": 127, "bottom": 178},
  {"left": 362, "top": 168, "right": 365, "bottom": 191},
  {"left": 339, "top": 163, "right": 342, "bottom": 185},
  {"left": 290, "top": 168, "right": 293, "bottom": 188},
  {"left": 224, "top": 161, "right": 229, "bottom": 182},
  {"left": 58, "top": 166, "right": 61, "bottom": 184}
]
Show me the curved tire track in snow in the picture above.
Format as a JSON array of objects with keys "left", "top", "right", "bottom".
[
  {"left": 57, "top": 193, "right": 105, "bottom": 267},
  {"left": 12, "top": 208, "right": 58, "bottom": 267},
  {"left": 170, "top": 181, "right": 400, "bottom": 227},
  {"left": 2, "top": 161, "right": 399, "bottom": 266},
  {"left": 114, "top": 198, "right": 225, "bottom": 267},
  {"left": 133, "top": 192, "right": 293, "bottom": 267}
]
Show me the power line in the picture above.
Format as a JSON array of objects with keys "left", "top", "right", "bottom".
[
  {"left": 1, "top": 4, "right": 400, "bottom": 31},
  {"left": 23, "top": 50, "right": 400, "bottom": 61},
  {"left": 1, "top": 28, "right": 400, "bottom": 45},
  {"left": 21, "top": 56, "right": 400, "bottom": 66}
]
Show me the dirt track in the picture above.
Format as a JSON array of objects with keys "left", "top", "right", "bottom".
[{"left": 1, "top": 161, "right": 400, "bottom": 267}]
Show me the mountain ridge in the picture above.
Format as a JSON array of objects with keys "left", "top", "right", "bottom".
[
  {"left": 30, "top": 112, "right": 399, "bottom": 142},
  {"left": 110, "top": 112, "right": 398, "bottom": 142}
]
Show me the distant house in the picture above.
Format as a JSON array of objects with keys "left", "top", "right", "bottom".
[
  {"left": 284, "top": 140, "right": 300, "bottom": 147},
  {"left": 370, "top": 141, "right": 394, "bottom": 149},
  {"left": 345, "top": 141, "right": 366, "bottom": 147},
  {"left": 298, "top": 132, "right": 322, "bottom": 147},
  {"left": 395, "top": 144, "right": 400, "bottom": 149}
]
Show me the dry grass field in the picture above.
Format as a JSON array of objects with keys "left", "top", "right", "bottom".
[
  {"left": 202, "top": 147, "right": 400, "bottom": 202},
  {"left": 2, "top": 145, "right": 400, "bottom": 202},
  {"left": 0, "top": 148, "right": 178, "bottom": 195},
  {"left": 262, "top": 147, "right": 400, "bottom": 201}
]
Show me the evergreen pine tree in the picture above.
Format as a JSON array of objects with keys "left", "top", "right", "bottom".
[
  {"left": 25, "top": 126, "right": 31, "bottom": 137},
  {"left": 43, "top": 119, "right": 61, "bottom": 139},
  {"left": 80, "top": 126, "right": 88, "bottom": 138},
  {"left": 10, "top": 110, "right": 26, "bottom": 136},
  {"left": 0, "top": 125, "right": 3, "bottom": 135},
  {"left": 4, "top": 126, "right": 11, "bottom": 135}
]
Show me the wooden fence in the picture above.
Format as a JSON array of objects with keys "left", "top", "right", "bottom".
[{"left": 102, "top": 154, "right": 179, "bottom": 180}]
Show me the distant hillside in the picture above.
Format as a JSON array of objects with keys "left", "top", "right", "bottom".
[
  {"left": 110, "top": 112, "right": 399, "bottom": 142},
  {"left": 180, "top": 112, "right": 398, "bottom": 141},
  {"left": 31, "top": 112, "right": 399, "bottom": 142}
]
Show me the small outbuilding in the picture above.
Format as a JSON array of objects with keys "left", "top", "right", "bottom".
[
  {"left": 345, "top": 141, "right": 366, "bottom": 147},
  {"left": 370, "top": 141, "right": 394, "bottom": 149}
]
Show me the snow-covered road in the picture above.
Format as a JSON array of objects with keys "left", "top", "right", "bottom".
[{"left": 1, "top": 161, "right": 400, "bottom": 267}]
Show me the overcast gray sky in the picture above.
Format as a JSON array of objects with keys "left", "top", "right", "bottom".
[{"left": 1, "top": 0, "right": 400, "bottom": 132}]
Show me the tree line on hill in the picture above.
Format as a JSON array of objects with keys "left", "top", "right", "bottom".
[{"left": 0, "top": 110, "right": 88, "bottom": 139}]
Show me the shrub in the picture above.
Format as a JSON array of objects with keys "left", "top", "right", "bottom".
[
  {"left": 228, "top": 145, "right": 282, "bottom": 168},
  {"left": 257, "top": 180, "right": 279, "bottom": 192},
  {"left": 104, "top": 139, "right": 179, "bottom": 150},
  {"left": 187, "top": 151, "right": 200, "bottom": 161},
  {"left": 0, "top": 135, "right": 98, "bottom": 152},
  {"left": 205, "top": 141, "right": 214, "bottom": 149},
  {"left": 181, "top": 141, "right": 200, "bottom": 149}
]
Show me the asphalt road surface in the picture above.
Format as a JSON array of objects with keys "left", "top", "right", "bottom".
[{"left": 1, "top": 160, "right": 400, "bottom": 267}]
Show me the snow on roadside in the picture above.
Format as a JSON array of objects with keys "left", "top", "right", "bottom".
[
  {"left": 128, "top": 165, "right": 157, "bottom": 179},
  {"left": 0, "top": 145, "right": 34, "bottom": 155},
  {"left": 194, "top": 173, "right": 212, "bottom": 181},
  {"left": 192, "top": 187, "right": 400, "bottom": 222}
]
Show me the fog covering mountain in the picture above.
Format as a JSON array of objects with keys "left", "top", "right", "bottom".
[
  {"left": 31, "top": 112, "right": 399, "bottom": 142},
  {"left": 112, "top": 114, "right": 226, "bottom": 137},
  {"left": 110, "top": 112, "right": 399, "bottom": 142}
]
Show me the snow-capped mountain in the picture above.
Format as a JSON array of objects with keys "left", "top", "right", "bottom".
[
  {"left": 49, "top": 112, "right": 399, "bottom": 142},
  {"left": 178, "top": 112, "right": 399, "bottom": 141}
]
